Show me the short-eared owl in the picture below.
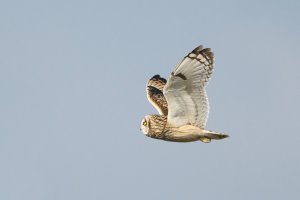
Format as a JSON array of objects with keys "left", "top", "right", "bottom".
[{"left": 140, "top": 45, "right": 228, "bottom": 143}]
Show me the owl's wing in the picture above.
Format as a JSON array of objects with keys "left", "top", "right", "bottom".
[
  {"left": 146, "top": 75, "right": 168, "bottom": 115},
  {"left": 163, "top": 45, "right": 214, "bottom": 128}
]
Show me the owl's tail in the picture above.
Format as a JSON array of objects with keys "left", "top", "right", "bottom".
[{"left": 200, "top": 130, "right": 229, "bottom": 143}]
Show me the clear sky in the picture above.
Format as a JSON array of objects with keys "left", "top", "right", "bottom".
[{"left": 1, "top": 0, "right": 299, "bottom": 199}]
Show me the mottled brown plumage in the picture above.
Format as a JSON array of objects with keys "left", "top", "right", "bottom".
[
  {"left": 146, "top": 75, "right": 168, "bottom": 115},
  {"left": 141, "top": 114, "right": 228, "bottom": 142}
]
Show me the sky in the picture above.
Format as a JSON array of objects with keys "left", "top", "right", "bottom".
[{"left": 0, "top": 0, "right": 300, "bottom": 199}]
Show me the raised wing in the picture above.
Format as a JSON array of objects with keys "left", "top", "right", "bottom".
[
  {"left": 163, "top": 45, "right": 214, "bottom": 128},
  {"left": 146, "top": 75, "right": 168, "bottom": 115}
]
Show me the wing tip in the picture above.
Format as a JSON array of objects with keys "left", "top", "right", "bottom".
[
  {"left": 192, "top": 45, "right": 204, "bottom": 53},
  {"left": 150, "top": 74, "right": 167, "bottom": 83},
  {"left": 188, "top": 45, "right": 214, "bottom": 64},
  {"left": 147, "top": 85, "right": 162, "bottom": 95}
]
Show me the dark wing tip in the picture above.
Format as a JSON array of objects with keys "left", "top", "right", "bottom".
[
  {"left": 150, "top": 74, "right": 167, "bottom": 83},
  {"left": 192, "top": 45, "right": 204, "bottom": 53},
  {"left": 188, "top": 45, "right": 214, "bottom": 65},
  {"left": 147, "top": 74, "right": 167, "bottom": 92},
  {"left": 147, "top": 85, "right": 162, "bottom": 95},
  {"left": 201, "top": 48, "right": 214, "bottom": 60}
]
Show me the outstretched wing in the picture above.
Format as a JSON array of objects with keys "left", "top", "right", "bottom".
[
  {"left": 163, "top": 45, "right": 214, "bottom": 128},
  {"left": 146, "top": 75, "right": 168, "bottom": 115}
]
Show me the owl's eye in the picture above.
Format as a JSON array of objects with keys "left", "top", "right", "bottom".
[{"left": 143, "top": 120, "right": 147, "bottom": 126}]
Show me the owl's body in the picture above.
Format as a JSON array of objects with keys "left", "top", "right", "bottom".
[
  {"left": 141, "top": 45, "right": 228, "bottom": 143},
  {"left": 142, "top": 115, "right": 226, "bottom": 143}
]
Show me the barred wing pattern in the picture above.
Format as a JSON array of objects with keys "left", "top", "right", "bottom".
[
  {"left": 163, "top": 46, "right": 214, "bottom": 129},
  {"left": 146, "top": 75, "right": 168, "bottom": 115}
]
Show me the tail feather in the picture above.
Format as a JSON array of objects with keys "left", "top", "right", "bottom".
[{"left": 202, "top": 130, "right": 229, "bottom": 140}]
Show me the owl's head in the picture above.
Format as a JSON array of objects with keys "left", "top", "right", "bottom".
[
  {"left": 140, "top": 115, "right": 167, "bottom": 138},
  {"left": 140, "top": 115, "right": 151, "bottom": 135}
]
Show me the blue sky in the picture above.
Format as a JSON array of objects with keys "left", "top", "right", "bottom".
[{"left": 0, "top": 0, "right": 299, "bottom": 199}]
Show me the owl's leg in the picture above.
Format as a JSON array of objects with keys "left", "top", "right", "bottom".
[{"left": 199, "top": 137, "right": 211, "bottom": 143}]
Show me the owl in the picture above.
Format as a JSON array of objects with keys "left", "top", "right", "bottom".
[{"left": 140, "top": 45, "right": 228, "bottom": 143}]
